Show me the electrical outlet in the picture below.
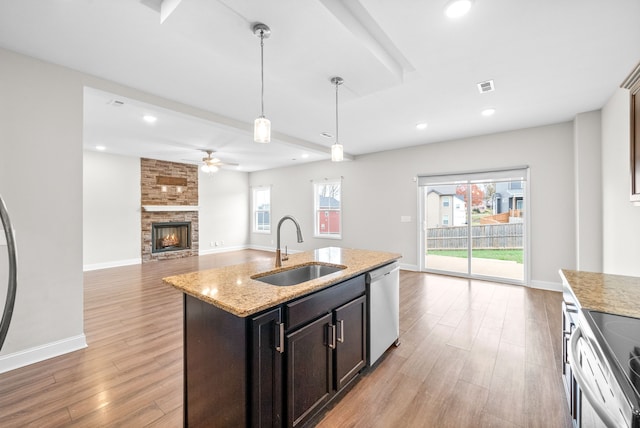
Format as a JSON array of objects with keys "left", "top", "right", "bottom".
[
  {"left": 215, "top": 241, "right": 220, "bottom": 246},
  {"left": 210, "top": 241, "right": 215, "bottom": 247}
]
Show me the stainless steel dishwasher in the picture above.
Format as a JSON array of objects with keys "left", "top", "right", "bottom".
[{"left": 366, "top": 261, "right": 399, "bottom": 366}]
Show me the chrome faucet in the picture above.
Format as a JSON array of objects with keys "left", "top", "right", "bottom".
[{"left": 275, "top": 215, "right": 303, "bottom": 267}]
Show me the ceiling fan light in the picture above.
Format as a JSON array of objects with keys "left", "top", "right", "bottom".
[
  {"left": 331, "top": 143, "right": 344, "bottom": 162},
  {"left": 201, "top": 164, "right": 211, "bottom": 173},
  {"left": 254, "top": 116, "right": 271, "bottom": 143}
]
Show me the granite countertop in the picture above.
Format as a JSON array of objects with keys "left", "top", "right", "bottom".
[
  {"left": 163, "top": 247, "right": 401, "bottom": 317},
  {"left": 560, "top": 269, "right": 640, "bottom": 318}
]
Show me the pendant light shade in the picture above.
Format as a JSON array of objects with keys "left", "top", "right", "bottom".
[
  {"left": 331, "top": 76, "right": 344, "bottom": 162},
  {"left": 254, "top": 116, "right": 271, "bottom": 143},
  {"left": 331, "top": 142, "right": 344, "bottom": 162},
  {"left": 253, "top": 23, "right": 271, "bottom": 143}
]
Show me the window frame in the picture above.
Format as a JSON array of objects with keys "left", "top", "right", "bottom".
[
  {"left": 313, "top": 179, "right": 342, "bottom": 239},
  {"left": 252, "top": 186, "right": 271, "bottom": 234}
]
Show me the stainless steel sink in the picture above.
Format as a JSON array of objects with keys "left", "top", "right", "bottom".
[{"left": 252, "top": 263, "right": 345, "bottom": 286}]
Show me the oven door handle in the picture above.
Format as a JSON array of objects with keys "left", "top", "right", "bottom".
[{"left": 568, "top": 326, "right": 622, "bottom": 428}]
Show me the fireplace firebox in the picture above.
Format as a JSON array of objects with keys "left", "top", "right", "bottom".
[{"left": 152, "top": 222, "right": 191, "bottom": 253}]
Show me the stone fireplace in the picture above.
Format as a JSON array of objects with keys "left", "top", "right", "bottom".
[{"left": 141, "top": 158, "right": 199, "bottom": 262}]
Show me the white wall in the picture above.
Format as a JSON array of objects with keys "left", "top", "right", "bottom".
[
  {"left": 250, "top": 122, "right": 575, "bottom": 287},
  {"left": 198, "top": 169, "right": 249, "bottom": 254},
  {"left": 83, "top": 151, "right": 141, "bottom": 270},
  {"left": 573, "top": 111, "right": 603, "bottom": 272},
  {"left": 601, "top": 88, "right": 640, "bottom": 275},
  {"left": 0, "top": 48, "right": 86, "bottom": 369}
]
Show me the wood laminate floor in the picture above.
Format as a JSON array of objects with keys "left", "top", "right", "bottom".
[{"left": 0, "top": 250, "right": 571, "bottom": 427}]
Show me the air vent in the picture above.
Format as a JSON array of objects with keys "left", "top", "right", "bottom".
[
  {"left": 107, "top": 99, "right": 125, "bottom": 106},
  {"left": 477, "top": 80, "right": 495, "bottom": 93}
]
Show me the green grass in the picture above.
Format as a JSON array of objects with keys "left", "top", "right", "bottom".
[{"left": 428, "top": 249, "right": 523, "bottom": 264}]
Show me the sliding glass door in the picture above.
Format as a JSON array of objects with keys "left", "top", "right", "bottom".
[{"left": 419, "top": 169, "right": 528, "bottom": 284}]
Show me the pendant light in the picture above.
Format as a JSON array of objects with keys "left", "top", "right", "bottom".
[
  {"left": 253, "top": 23, "right": 271, "bottom": 143},
  {"left": 331, "top": 76, "right": 344, "bottom": 162}
]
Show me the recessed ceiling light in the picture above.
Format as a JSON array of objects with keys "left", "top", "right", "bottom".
[
  {"left": 444, "top": 0, "right": 473, "bottom": 18},
  {"left": 96, "top": 145, "right": 106, "bottom": 151},
  {"left": 143, "top": 114, "right": 157, "bottom": 123},
  {"left": 301, "top": 153, "right": 310, "bottom": 159},
  {"left": 481, "top": 108, "right": 496, "bottom": 117},
  {"left": 416, "top": 122, "right": 428, "bottom": 130}
]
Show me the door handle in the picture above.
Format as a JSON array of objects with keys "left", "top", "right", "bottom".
[
  {"left": 337, "top": 319, "right": 344, "bottom": 343},
  {"left": 275, "top": 322, "right": 284, "bottom": 353}
]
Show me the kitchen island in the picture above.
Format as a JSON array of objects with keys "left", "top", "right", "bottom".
[{"left": 163, "top": 247, "right": 401, "bottom": 427}]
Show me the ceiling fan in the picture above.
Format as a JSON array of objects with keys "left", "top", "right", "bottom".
[{"left": 200, "top": 150, "right": 237, "bottom": 173}]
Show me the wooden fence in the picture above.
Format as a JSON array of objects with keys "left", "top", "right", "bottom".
[{"left": 427, "top": 223, "right": 523, "bottom": 250}]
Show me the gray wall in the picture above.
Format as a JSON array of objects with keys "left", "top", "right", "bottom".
[
  {"left": 602, "top": 88, "right": 640, "bottom": 275},
  {"left": 573, "top": 111, "right": 603, "bottom": 272},
  {"left": 250, "top": 122, "right": 576, "bottom": 288},
  {"left": 83, "top": 151, "right": 141, "bottom": 269},
  {"left": 0, "top": 48, "right": 85, "bottom": 366},
  {"left": 198, "top": 169, "right": 250, "bottom": 254}
]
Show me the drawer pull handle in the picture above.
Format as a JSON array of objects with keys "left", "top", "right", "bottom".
[
  {"left": 275, "top": 322, "right": 284, "bottom": 353},
  {"left": 337, "top": 319, "right": 344, "bottom": 343},
  {"left": 328, "top": 324, "right": 336, "bottom": 349}
]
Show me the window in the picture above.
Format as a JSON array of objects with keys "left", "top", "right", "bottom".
[
  {"left": 442, "top": 215, "right": 449, "bottom": 225},
  {"left": 442, "top": 197, "right": 450, "bottom": 207},
  {"left": 313, "top": 179, "right": 341, "bottom": 238},
  {"left": 252, "top": 186, "right": 271, "bottom": 233}
]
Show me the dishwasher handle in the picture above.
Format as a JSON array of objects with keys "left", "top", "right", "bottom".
[{"left": 366, "top": 262, "right": 398, "bottom": 283}]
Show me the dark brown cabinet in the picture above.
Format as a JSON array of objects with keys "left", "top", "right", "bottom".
[
  {"left": 251, "top": 307, "right": 284, "bottom": 428},
  {"left": 183, "top": 274, "right": 367, "bottom": 428},
  {"left": 334, "top": 295, "right": 367, "bottom": 390},
  {"left": 287, "top": 313, "right": 333, "bottom": 427},
  {"left": 286, "top": 294, "right": 367, "bottom": 427}
]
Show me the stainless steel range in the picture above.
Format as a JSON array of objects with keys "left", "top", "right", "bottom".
[{"left": 569, "top": 309, "right": 640, "bottom": 427}]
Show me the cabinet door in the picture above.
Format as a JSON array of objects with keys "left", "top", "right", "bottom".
[
  {"left": 334, "top": 295, "right": 367, "bottom": 391},
  {"left": 287, "top": 313, "right": 333, "bottom": 427},
  {"left": 251, "top": 307, "right": 284, "bottom": 428}
]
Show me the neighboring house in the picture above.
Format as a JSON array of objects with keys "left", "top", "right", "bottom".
[
  {"left": 317, "top": 195, "right": 340, "bottom": 234},
  {"left": 489, "top": 181, "right": 524, "bottom": 223},
  {"left": 493, "top": 181, "right": 524, "bottom": 214},
  {"left": 426, "top": 186, "right": 467, "bottom": 227}
]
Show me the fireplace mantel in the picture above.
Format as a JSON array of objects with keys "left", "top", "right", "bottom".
[{"left": 142, "top": 205, "right": 199, "bottom": 212}]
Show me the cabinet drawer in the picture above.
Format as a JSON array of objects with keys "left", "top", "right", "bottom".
[{"left": 286, "top": 275, "right": 365, "bottom": 331}]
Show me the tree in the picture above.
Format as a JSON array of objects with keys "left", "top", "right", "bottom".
[{"left": 455, "top": 184, "right": 484, "bottom": 207}]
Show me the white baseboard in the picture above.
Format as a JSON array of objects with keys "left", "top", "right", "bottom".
[
  {"left": 83, "top": 258, "right": 141, "bottom": 272},
  {"left": 248, "top": 244, "right": 275, "bottom": 252},
  {"left": 0, "top": 334, "right": 87, "bottom": 374},
  {"left": 199, "top": 244, "right": 249, "bottom": 255},
  {"left": 399, "top": 263, "right": 418, "bottom": 271},
  {"left": 529, "top": 279, "right": 563, "bottom": 292}
]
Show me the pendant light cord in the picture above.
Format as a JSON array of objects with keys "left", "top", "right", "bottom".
[
  {"left": 335, "top": 80, "right": 339, "bottom": 144},
  {"left": 260, "top": 31, "right": 265, "bottom": 117}
]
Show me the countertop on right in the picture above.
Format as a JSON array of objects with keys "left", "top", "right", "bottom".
[{"left": 560, "top": 269, "right": 640, "bottom": 318}]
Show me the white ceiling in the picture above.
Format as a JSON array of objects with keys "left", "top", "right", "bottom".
[{"left": 1, "top": 0, "right": 639, "bottom": 171}]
